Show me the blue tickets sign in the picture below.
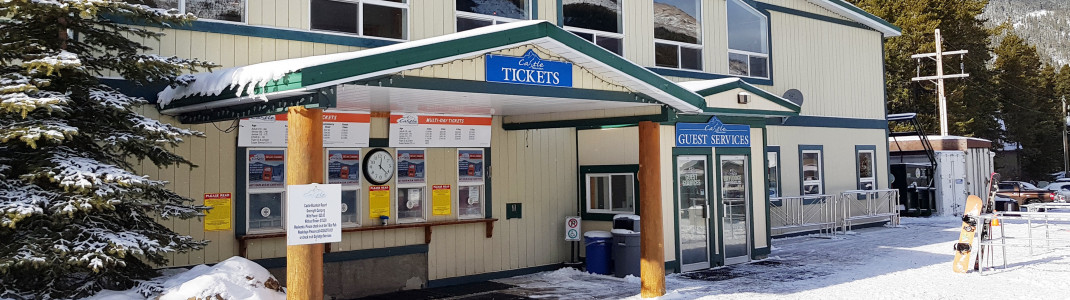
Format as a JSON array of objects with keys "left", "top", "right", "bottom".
[
  {"left": 485, "top": 49, "right": 572, "bottom": 87},
  {"left": 675, "top": 117, "right": 751, "bottom": 148}
]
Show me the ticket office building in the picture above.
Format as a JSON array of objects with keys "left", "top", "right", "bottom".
[{"left": 135, "top": 0, "right": 899, "bottom": 298}]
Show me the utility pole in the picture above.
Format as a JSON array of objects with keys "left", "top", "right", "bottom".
[
  {"left": 911, "top": 29, "right": 969, "bottom": 136},
  {"left": 1063, "top": 96, "right": 1068, "bottom": 175}
]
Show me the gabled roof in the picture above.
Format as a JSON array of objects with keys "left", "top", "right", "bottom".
[
  {"left": 157, "top": 20, "right": 707, "bottom": 116},
  {"left": 678, "top": 78, "right": 801, "bottom": 116},
  {"left": 807, "top": 0, "right": 902, "bottom": 37}
]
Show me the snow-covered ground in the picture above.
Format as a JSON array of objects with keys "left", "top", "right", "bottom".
[{"left": 495, "top": 216, "right": 1070, "bottom": 299}]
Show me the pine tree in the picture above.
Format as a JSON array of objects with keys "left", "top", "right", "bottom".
[
  {"left": 993, "top": 30, "right": 1059, "bottom": 179},
  {"left": 0, "top": 1, "right": 215, "bottom": 298}
]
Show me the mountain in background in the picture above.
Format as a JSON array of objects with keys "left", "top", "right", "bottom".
[
  {"left": 653, "top": 2, "right": 700, "bottom": 43},
  {"left": 983, "top": 0, "right": 1070, "bottom": 66}
]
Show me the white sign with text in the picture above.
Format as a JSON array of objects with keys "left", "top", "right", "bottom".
[
  {"left": 286, "top": 184, "right": 342, "bottom": 246},
  {"left": 389, "top": 114, "right": 492, "bottom": 148},
  {"left": 238, "top": 112, "right": 371, "bottom": 147}
]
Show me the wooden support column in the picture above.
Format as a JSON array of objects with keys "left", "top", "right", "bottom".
[
  {"left": 286, "top": 106, "right": 324, "bottom": 300},
  {"left": 638, "top": 121, "right": 665, "bottom": 298}
]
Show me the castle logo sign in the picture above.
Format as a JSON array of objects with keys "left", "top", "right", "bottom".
[{"left": 486, "top": 49, "right": 572, "bottom": 87}]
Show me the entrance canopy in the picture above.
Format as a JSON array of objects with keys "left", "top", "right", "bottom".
[{"left": 158, "top": 21, "right": 796, "bottom": 125}]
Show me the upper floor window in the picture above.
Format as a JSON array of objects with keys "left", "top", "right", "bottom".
[
  {"left": 137, "top": 0, "right": 246, "bottom": 23},
  {"left": 456, "top": 0, "right": 529, "bottom": 32},
  {"left": 654, "top": 0, "right": 702, "bottom": 70},
  {"left": 727, "top": 0, "right": 769, "bottom": 78},
  {"left": 311, "top": 0, "right": 408, "bottom": 40},
  {"left": 563, "top": 0, "right": 623, "bottom": 56}
]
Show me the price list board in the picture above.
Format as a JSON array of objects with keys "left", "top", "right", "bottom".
[
  {"left": 388, "top": 114, "right": 492, "bottom": 148},
  {"left": 238, "top": 112, "right": 371, "bottom": 147}
]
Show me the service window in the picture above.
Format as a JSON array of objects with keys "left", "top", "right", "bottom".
[
  {"left": 396, "top": 149, "right": 426, "bottom": 223},
  {"left": 457, "top": 149, "right": 486, "bottom": 219},
  {"left": 586, "top": 173, "right": 636, "bottom": 214},
  {"left": 247, "top": 149, "right": 286, "bottom": 232},
  {"left": 857, "top": 149, "right": 876, "bottom": 191},
  {"left": 801, "top": 149, "right": 823, "bottom": 195},
  {"left": 456, "top": 0, "right": 529, "bottom": 32},
  {"left": 327, "top": 149, "right": 361, "bottom": 226}
]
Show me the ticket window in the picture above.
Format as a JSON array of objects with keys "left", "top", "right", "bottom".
[
  {"left": 327, "top": 149, "right": 361, "bottom": 227},
  {"left": 247, "top": 149, "right": 286, "bottom": 233},
  {"left": 457, "top": 149, "right": 485, "bottom": 219},
  {"left": 396, "top": 149, "right": 427, "bottom": 223}
]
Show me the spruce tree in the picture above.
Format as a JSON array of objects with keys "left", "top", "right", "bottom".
[
  {"left": 993, "top": 30, "right": 1056, "bottom": 179},
  {"left": 0, "top": 1, "right": 215, "bottom": 298}
]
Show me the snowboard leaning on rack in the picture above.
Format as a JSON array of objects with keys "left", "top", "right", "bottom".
[
  {"left": 952, "top": 194, "right": 983, "bottom": 273},
  {"left": 973, "top": 172, "right": 1001, "bottom": 271}
]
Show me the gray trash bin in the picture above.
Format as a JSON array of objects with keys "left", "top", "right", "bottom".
[{"left": 612, "top": 214, "right": 641, "bottom": 278}]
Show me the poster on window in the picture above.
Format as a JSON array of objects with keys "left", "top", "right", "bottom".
[
  {"left": 396, "top": 149, "right": 426, "bottom": 185},
  {"left": 368, "top": 185, "right": 391, "bottom": 219},
  {"left": 238, "top": 111, "right": 371, "bottom": 147},
  {"left": 458, "top": 149, "right": 484, "bottom": 184},
  {"left": 248, "top": 150, "right": 285, "bottom": 189},
  {"left": 389, "top": 114, "right": 492, "bottom": 148},
  {"left": 327, "top": 149, "right": 361, "bottom": 187},
  {"left": 432, "top": 185, "right": 451, "bottom": 216}
]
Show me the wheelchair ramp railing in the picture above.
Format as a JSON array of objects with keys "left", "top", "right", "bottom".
[
  {"left": 770, "top": 194, "right": 838, "bottom": 237},
  {"left": 840, "top": 189, "right": 901, "bottom": 233}
]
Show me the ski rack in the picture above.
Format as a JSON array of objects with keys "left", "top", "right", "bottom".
[{"left": 975, "top": 208, "right": 1070, "bottom": 274}]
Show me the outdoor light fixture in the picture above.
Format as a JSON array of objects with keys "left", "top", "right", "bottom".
[{"left": 737, "top": 92, "right": 750, "bottom": 104}]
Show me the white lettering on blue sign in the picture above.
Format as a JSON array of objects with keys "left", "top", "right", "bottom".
[
  {"left": 486, "top": 49, "right": 572, "bottom": 87},
  {"left": 675, "top": 117, "right": 751, "bottom": 148}
]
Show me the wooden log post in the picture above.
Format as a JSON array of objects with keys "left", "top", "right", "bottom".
[
  {"left": 638, "top": 121, "right": 665, "bottom": 297},
  {"left": 286, "top": 106, "right": 325, "bottom": 300}
]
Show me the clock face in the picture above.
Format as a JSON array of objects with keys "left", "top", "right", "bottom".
[{"left": 363, "top": 149, "right": 395, "bottom": 185}]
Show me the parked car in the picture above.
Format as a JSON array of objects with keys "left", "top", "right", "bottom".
[
  {"left": 1042, "top": 182, "right": 1070, "bottom": 203},
  {"left": 997, "top": 181, "right": 1056, "bottom": 206}
]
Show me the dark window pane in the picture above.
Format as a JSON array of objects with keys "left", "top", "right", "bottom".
[
  {"left": 571, "top": 31, "right": 594, "bottom": 42},
  {"left": 727, "top": 0, "right": 767, "bottom": 53},
  {"left": 457, "top": 0, "right": 526, "bottom": 19},
  {"left": 458, "top": 185, "right": 483, "bottom": 217},
  {"left": 457, "top": 16, "right": 493, "bottom": 32},
  {"left": 653, "top": 0, "right": 699, "bottom": 43},
  {"left": 589, "top": 176, "right": 607, "bottom": 209},
  {"left": 133, "top": 0, "right": 179, "bottom": 10},
  {"left": 563, "top": 0, "right": 622, "bottom": 33},
  {"left": 859, "top": 152, "right": 874, "bottom": 178},
  {"left": 364, "top": 4, "right": 406, "bottom": 39},
  {"left": 729, "top": 52, "right": 749, "bottom": 76},
  {"left": 680, "top": 46, "right": 702, "bottom": 70},
  {"left": 610, "top": 175, "right": 634, "bottom": 211},
  {"left": 249, "top": 193, "right": 283, "bottom": 230},
  {"left": 749, "top": 55, "right": 768, "bottom": 78},
  {"left": 397, "top": 187, "right": 424, "bottom": 220},
  {"left": 311, "top": 0, "right": 358, "bottom": 34},
  {"left": 596, "top": 36, "right": 623, "bottom": 56},
  {"left": 342, "top": 190, "right": 358, "bottom": 224},
  {"left": 186, "top": 0, "right": 244, "bottom": 22},
  {"left": 655, "top": 43, "right": 679, "bottom": 68}
]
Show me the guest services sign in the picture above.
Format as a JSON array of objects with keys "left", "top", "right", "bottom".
[
  {"left": 675, "top": 116, "right": 751, "bottom": 148},
  {"left": 485, "top": 49, "right": 572, "bottom": 87}
]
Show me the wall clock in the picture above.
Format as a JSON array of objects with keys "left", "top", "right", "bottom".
[{"left": 363, "top": 148, "right": 395, "bottom": 185}]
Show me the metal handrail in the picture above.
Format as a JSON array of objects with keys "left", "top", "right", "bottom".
[
  {"left": 770, "top": 194, "right": 838, "bottom": 236},
  {"left": 840, "top": 189, "right": 901, "bottom": 233}
]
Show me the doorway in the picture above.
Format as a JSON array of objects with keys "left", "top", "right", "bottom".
[
  {"left": 676, "top": 154, "right": 712, "bottom": 271},
  {"left": 719, "top": 154, "right": 751, "bottom": 265}
]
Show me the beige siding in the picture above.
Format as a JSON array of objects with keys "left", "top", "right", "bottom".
[
  {"left": 622, "top": 1, "right": 654, "bottom": 66},
  {"left": 702, "top": 1, "right": 728, "bottom": 74},
  {"left": 768, "top": 126, "right": 889, "bottom": 197},
  {"left": 749, "top": 128, "right": 768, "bottom": 248},
  {"left": 536, "top": 0, "right": 559, "bottom": 24},
  {"left": 411, "top": 0, "right": 455, "bottom": 40},
  {"left": 760, "top": 0, "right": 853, "bottom": 21}
]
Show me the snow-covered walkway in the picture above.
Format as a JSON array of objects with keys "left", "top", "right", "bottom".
[{"left": 493, "top": 217, "right": 1070, "bottom": 299}]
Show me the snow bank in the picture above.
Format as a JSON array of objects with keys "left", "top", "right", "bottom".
[{"left": 87, "top": 256, "right": 285, "bottom": 300}]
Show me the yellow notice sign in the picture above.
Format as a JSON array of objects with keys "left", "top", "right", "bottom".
[
  {"left": 368, "top": 185, "right": 391, "bottom": 218},
  {"left": 203, "top": 193, "right": 232, "bottom": 231},
  {"left": 432, "top": 185, "right": 452, "bottom": 216}
]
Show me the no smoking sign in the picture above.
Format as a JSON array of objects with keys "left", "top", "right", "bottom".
[{"left": 564, "top": 216, "right": 581, "bottom": 241}]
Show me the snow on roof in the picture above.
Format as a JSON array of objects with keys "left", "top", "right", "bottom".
[
  {"left": 675, "top": 78, "right": 740, "bottom": 92},
  {"left": 157, "top": 20, "right": 548, "bottom": 107}
]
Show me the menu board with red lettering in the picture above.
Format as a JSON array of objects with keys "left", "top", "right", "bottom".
[{"left": 389, "top": 114, "right": 492, "bottom": 148}]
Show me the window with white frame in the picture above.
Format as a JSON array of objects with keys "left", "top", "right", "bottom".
[
  {"left": 586, "top": 173, "right": 635, "bottom": 213},
  {"left": 457, "top": 149, "right": 485, "bottom": 219},
  {"left": 857, "top": 149, "right": 876, "bottom": 191},
  {"left": 395, "top": 149, "right": 426, "bottom": 223},
  {"left": 654, "top": 0, "right": 702, "bottom": 70},
  {"left": 247, "top": 149, "right": 286, "bottom": 232},
  {"left": 136, "top": 0, "right": 246, "bottom": 23},
  {"left": 310, "top": 0, "right": 408, "bottom": 40},
  {"left": 455, "top": 0, "right": 529, "bottom": 32},
  {"left": 326, "top": 149, "right": 361, "bottom": 226},
  {"left": 801, "top": 149, "right": 823, "bottom": 195},
  {"left": 767, "top": 150, "right": 779, "bottom": 197},
  {"left": 727, "top": 0, "right": 769, "bottom": 78},
  {"left": 563, "top": 0, "right": 624, "bottom": 56}
]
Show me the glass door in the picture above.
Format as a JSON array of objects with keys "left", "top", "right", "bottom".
[
  {"left": 677, "top": 155, "right": 710, "bottom": 271},
  {"left": 720, "top": 155, "right": 750, "bottom": 265}
]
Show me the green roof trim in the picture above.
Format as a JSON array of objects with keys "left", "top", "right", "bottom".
[{"left": 689, "top": 80, "right": 801, "bottom": 115}]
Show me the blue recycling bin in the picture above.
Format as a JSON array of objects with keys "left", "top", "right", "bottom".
[{"left": 584, "top": 231, "right": 613, "bottom": 275}]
